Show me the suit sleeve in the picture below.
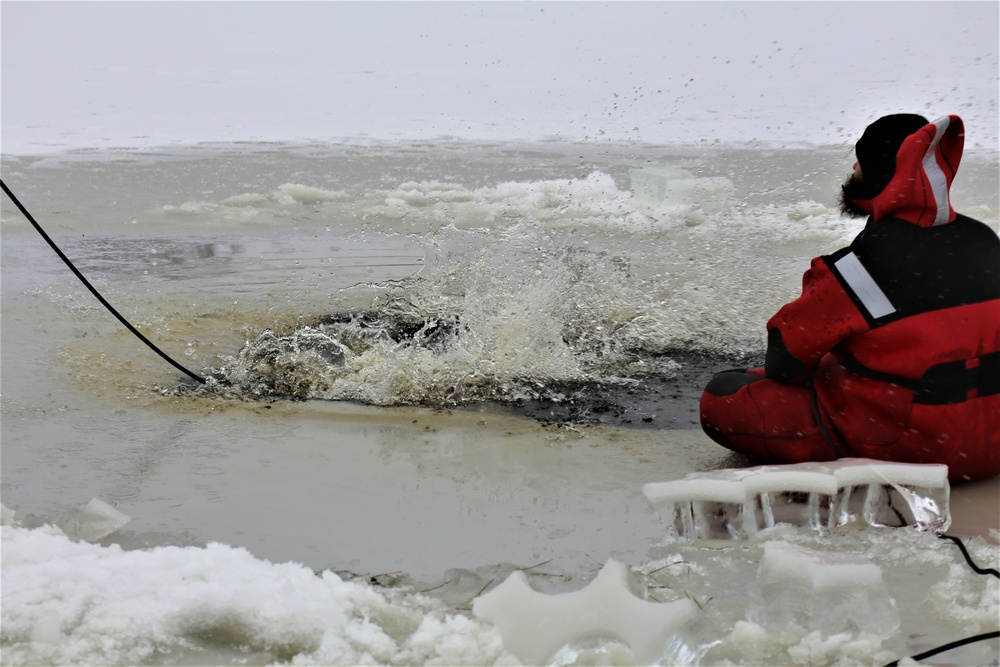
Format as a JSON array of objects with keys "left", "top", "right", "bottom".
[{"left": 765, "top": 257, "right": 871, "bottom": 383}]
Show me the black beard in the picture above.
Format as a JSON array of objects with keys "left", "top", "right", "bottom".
[{"left": 839, "top": 172, "right": 870, "bottom": 218}]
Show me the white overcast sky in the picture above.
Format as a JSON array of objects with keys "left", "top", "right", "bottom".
[{"left": 2, "top": 1, "right": 997, "bottom": 152}]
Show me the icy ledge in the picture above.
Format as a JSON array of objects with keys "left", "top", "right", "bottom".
[{"left": 642, "top": 458, "right": 951, "bottom": 541}]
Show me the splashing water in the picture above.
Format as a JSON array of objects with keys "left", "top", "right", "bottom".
[{"left": 208, "top": 221, "right": 694, "bottom": 407}]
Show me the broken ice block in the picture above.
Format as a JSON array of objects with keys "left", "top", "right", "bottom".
[
  {"left": 831, "top": 461, "right": 950, "bottom": 531},
  {"left": 640, "top": 478, "right": 752, "bottom": 541},
  {"left": 472, "top": 559, "right": 697, "bottom": 666},
  {"left": 743, "top": 470, "right": 838, "bottom": 533},
  {"left": 630, "top": 167, "right": 693, "bottom": 203},
  {"left": 643, "top": 459, "right": 951, "bottom": 542},
  {"left": 750, "top": 541, "right": 900, "bottom": 638},
  {"left": 59, "top": 498, "right": 131, "bottom": 542},
  {"left": 629, "top": 167, "right": 734, "bottom": 214}
]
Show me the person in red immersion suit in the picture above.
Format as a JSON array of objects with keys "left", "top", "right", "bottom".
[{"left": 699, "top": 114, "right": 1000, "bottom": 482}]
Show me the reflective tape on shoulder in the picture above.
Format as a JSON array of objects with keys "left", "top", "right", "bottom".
[{"left": 833, "top": 252, "right": 896, "bottom": 319}]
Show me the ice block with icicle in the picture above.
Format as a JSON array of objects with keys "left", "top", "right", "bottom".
[{"left": 642, "top": 459, "right": 950, "bottom": 542}]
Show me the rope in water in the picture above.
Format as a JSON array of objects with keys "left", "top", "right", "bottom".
[{"left": 1, "top": 179, "right": 206, "bottom": 384}]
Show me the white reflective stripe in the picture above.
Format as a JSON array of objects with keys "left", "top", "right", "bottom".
[
  {"left": 834, "top": 252, "right": 896, "bottom": 319},
  {"left": 922, "top": 116, "right": 951, "bottom": 226}
]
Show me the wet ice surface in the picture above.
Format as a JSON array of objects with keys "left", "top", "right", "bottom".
[{"left": 3, "top": 475, "right": 998, "bottom": 666}]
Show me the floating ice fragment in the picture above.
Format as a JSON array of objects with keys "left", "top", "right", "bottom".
[
  {"left": 472, "top": 558, "right": 697, "bottom": 666},
  {"left": 629, "top": 167, "right": 691, "bottom": 203},
  {"left": 643, "top": 459, "right": 950, "bottom": 542},
  {"left": 277, "top": 183, "right": 347, "bottom": 204},
  {"left": 751, "top": 541, "right": 901, "bottom": 639},
  {"left": 1, "top": 503, "right": 16, "bottom": 526},
  {"left": 629, "top": 167, "right": 734, "bottom": 214},
  {"left": 59, "top": 498, "right": 131, "bottom": 542},
  {"left": 219, "top": 192, "right": 271, "bottom": 207}
]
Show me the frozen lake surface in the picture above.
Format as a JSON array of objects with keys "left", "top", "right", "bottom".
[{"left": 2, "top": 140, "right": 997, "bottom": 665}]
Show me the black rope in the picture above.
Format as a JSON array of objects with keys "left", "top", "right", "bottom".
[
  {"left": 1, "top": 179, "right": 206, "bottom": 384},
  {"left": 882, "top": 631, "right": 999, "bottom": 667},
  {"left": 938, "top": 533, "right": 1000, "bottom": 578},
  {"left": 885, "top": 489, "right": 908, "bottom": 528}
]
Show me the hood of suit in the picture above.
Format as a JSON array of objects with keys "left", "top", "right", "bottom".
[{"left": 848, "top": 114, "right": 965, "bottom": 227}]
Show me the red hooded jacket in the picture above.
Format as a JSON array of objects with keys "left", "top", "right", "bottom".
[{"left": 764, "top": 116, "right": 1000, "bottom": 481}]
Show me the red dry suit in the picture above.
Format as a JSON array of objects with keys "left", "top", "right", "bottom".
[{"left": 700, "top": 115, "right": 1000, "bottom": 481}]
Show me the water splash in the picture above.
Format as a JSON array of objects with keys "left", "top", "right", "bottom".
[{"left": 207, "top": 227, "right": 685, "bottom": 406}]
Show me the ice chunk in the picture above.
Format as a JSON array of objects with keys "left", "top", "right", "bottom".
[
  {"left": 629, "top": 167, "right": 734, "bottom": 214},
  {"left": 743, "top": 471, "right": 839, "bottom": 532},
  {"left": 1, "top": 503, "right": 16, "bottom": 526},
  {"left": 641, "top": 479, "right": 753, "bottom": 540},
  {"left": 831, "top": 461, "right": 950, "bottom": 531},
  {"left": 472, "top": 558, "right": 697, "bottom": 666},
  {"left": 59, "top": 498, "right": 131, "bottom": 542},
  {"left": 629, "top": 167, "right": 693, "bottom": 203},
  {"left": 750, "top": 541, "right": 900, "bottom": 639},
  {"left": 643, "top": 459, "right": 951, "bottom": 542}
]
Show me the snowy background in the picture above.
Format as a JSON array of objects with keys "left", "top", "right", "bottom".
[{"left": 2, "top": 1, "right": 998, "bottom": 153}]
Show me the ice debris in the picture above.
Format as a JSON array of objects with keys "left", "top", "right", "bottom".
[
  {"left": 1, "top": 524, "right": 513, "bottom": 666},
  {"left": 58, "top": 498, "right": 131, "bottom": 542},
  {"left": 629, "top": 167, "right": 734, "bottom": 215},
  {"left": 472, "top": 558, "right": 697, "bottom": 666},
  {"left": 1, "top": 503, "right": 16, "bottom": 526},
  {"left": 469, "top": 460, "right": 951, "bottom": 664},
  {"left": 751, "top": 540, "right": 900, "bottom": 638},
  {"left": 643, "top": 458, "right": 951, "bottom": 541}
]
